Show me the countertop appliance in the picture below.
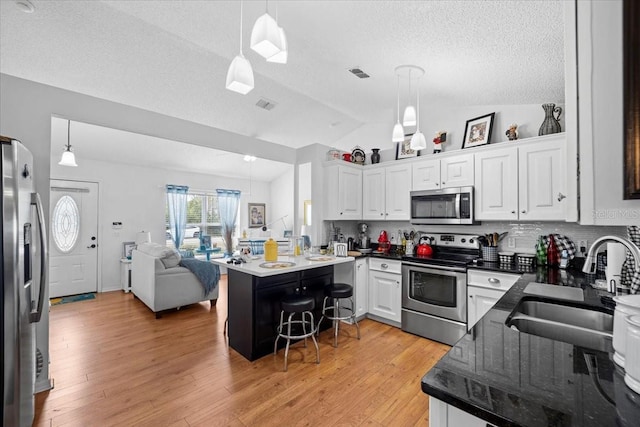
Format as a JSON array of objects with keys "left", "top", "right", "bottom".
[
  {"left": 2, "top": 137, "right": 49, "bottom": 427},
  {"left": 401, "top": 232, "right": 479, "bottom": 345},
  {"left": 410, "top": 186, "right": 475, "bottom": 225},
  {"left": 357, "top": 222, "right": 370, "bottom": 250}
]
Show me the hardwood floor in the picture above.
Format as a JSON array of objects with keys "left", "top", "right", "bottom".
[{"left": 34, "top": 276, "right": 450, "bottom": 426}]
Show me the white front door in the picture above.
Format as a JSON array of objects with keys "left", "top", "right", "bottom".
[{"left": 49, "top": 180, "right": 99, "bottom": 298}]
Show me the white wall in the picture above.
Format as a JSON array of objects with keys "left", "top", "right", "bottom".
[
  {"left": 577, "top": 0, "right": 640, "bottom": 225},
  {"left": 51, "top": 153, "right": 272, "bottom": 292},
  {"left": 268, "top": 168, "right": 295, "bottom": 239}
]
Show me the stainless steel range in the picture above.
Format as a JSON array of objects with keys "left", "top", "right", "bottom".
[{"left": 401, "top": 233, "right": 480, "bottom": 345}]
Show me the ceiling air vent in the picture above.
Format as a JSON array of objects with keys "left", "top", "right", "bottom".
[
  {"left": 349, "top": 67, "right": 370, "bottom": 79},
  {"left": 255, "top": 98, "right": 277, "bottom": 111}
]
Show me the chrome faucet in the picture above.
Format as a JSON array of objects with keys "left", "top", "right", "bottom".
[{"left": 582, "top": 235, "right": 640, "bottom": 278}]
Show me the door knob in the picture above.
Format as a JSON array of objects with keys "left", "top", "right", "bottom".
[
  {"left": 87, "top": 244, "right": 96, "bottom": 248},
  {"left": 557, "top": 192, "right": 566, "bottom": 202}
]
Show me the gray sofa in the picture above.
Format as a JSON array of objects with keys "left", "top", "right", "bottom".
[{"left": 131, "top": 243, "right": 218, "bottom": 318}]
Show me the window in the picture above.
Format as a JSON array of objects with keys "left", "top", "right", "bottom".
[
  {"left": 165, "top": 191, "right": 223, "bottom": 250},
  {"left": 52, "top": 195, "right": 80, "bottom": 253}
]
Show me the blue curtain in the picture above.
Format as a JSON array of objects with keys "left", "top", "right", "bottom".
[
  {"left": 166, "top": 185, "right": 189, "bottom": 249},
  {"left": 217, "top": 189, "right": 241, "bottom": 256}
]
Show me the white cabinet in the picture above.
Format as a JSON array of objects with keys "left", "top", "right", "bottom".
[
  {"left": 474, "top": 135, "right": 569, "bottom": 221},
  {"left": 354, "top": 257, "right": 368, "bottom": 319},
  {"left": 412, "top": 153, "right": 474, "bottom": 190},
  {"left": 474, "top": 147, "right": 518, "bottom": 220},
  {"left": 362, "top": 164, "right": 411, "bottom": 221},
  {"left": 519, "top": 138, "right": 568, "bottom": 220},
  {"left": 324, "top": 163, "right": 362, "bottom": 220},
  {"left": 368, "top": 258, "right": 401, "bottom": 325},
  {"left": 429, "top": 397, "right": 495, "bottom": 427},
  {"left": 467, "top": 269, "right": 521, "bottom": 330},
  {"left": 334, "top": 258, "right": 369, "bottom": 322}
]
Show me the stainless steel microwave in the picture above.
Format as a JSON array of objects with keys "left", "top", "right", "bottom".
[{"left": 410, "top": 186, "right": 475, "bottom": 225}]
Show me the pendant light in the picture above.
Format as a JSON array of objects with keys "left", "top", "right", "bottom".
[
  {"left": 226, "top": 0, "right": 254, "bottom": 95},
  {"left": 403, "top": 68, "right": 417, "bottom": 127},
  {"left": 58, "top": 120, "right": 78, "bottom": 167},
  {"left": 392, "top": 72, "right": 404, "bottom": 142},
  {"left": 251, "top": 0, "right": 282, "bottom": 59},
  {"left": 267, "top": 2, "right": 287, "bottom": 64},
  {"left": 410, "top": 72, "right": 427, "bottom": 150}
]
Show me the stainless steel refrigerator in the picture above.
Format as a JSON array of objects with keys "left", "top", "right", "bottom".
[{"left": 2, "top": 136, "right": 48, "bottom": 427}]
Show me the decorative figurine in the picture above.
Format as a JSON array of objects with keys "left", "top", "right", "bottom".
[
  {"left": 433, "top": 131, "right": 447, "bottom": 154},
  {"left": 505, "top": 123, "right": 519, "bottom": 141}
]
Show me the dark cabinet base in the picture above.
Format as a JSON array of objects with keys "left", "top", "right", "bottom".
[{"left": 227, "top": 266, "right": 334, "bottom": 361}]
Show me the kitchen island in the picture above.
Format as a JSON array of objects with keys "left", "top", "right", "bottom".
[
  {"left": 422, "top": 268, "right": 640, "bottom": 427},
  {"left": 213, "top": 255, "right": 354, "bottom": 361}
]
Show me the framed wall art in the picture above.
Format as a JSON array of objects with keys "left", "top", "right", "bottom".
[
  {"left": 462, "top": 112, "right": 495, "bottom": 149},
  {"left": 396, "top": 134, "right": 421, "bottom": 160},
  {"left": 248, "top": 203, "right": 266, "bottom": 228},
  {"left": 123, "top": 241, "right": 136, "bottom": 259}
]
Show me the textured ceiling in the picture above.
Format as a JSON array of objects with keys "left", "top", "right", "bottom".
[{"left": 0, "top": 0, "right": 565, "bottom": 157}]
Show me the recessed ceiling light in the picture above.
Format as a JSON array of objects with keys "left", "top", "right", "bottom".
[
  {"left": 244, "top": 155, "right": 257, "bottom": 162},
  {"left": 15, "top": 0, "right": 35, "bottom": 13}
]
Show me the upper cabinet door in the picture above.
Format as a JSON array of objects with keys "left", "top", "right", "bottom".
[
  {"left": 519, "top": 139, "right": 567, "bottom": 220},
  {"left": 337, "top": 166, "right": 363, "bottom": 220},
  {"left": 441, "top": 154, "right": 474, "bottom": 188},
  {"left": 412, "top": 158, "right": 441, "bottom": 191},
  {"left": 474, "top": 147, "right": 518, "bottom": 220},
  {"left": 384, "top": 164, "right": 411, "bottom": 221},
  {"left": 362, "top": 168, "right": 386, "bottom": 220}
]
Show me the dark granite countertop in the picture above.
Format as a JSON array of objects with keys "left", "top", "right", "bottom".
[{"left": 421, "top": 268, "right": 640, "bottom": 427}]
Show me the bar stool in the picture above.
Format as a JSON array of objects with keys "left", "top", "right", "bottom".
[
  {"left": 318, "top": 283, "right": 360, "bottom": 347},
  {"left": 274, "top": 294, "right": 320, "bottom": 371}
]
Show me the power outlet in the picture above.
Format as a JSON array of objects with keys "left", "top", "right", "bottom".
[
  {"left": 507, "top": 237, "right": 516, "bottom": 249},
  {"left": 578, "top": 240, "right": 588, "bottom": 255}
]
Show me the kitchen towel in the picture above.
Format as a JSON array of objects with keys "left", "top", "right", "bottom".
[
  {"left": 621, "top": 226, "right": 640, "bottom": 294},
  {"left": 543, "top": 234, "right": 577, "bottom": 259}
]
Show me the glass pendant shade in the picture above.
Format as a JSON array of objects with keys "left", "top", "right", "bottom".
[
  {"left": 403, "top": 105, "right": 417, "bottom": 127},
  {"left": 392, "top": 122, "right": 405, "bottom": 142},
  {"left": 59, "top": 148, "right": 77, "bottom": 167},
  {"left": 251, "top": 13, "right": 282, "bottom": 59},
  {"left": 410, "top": 132, "right": 427, "bottom": 150},
  {"left": 267, "top": 27, "right": 287, "bottom": 64},
  {"left": 226, "top": 54, "right": 254, "bottom": 94}
]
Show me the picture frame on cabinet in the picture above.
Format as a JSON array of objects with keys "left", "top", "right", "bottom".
[
  {"left": 396, "top": 134, "right": 421, "bottom": 160},
  {"left": 248, "top": 203, "right": 266, "bottom": 228},
  {"left": 462, "top": 112, "right": 495, "bottom": 149}
]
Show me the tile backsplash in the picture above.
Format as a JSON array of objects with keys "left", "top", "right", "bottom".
[{"left": 324, "top": 220, "right": 627, "bottom": 256}]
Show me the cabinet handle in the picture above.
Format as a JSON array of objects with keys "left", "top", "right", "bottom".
[
  {"left": 381, "top": 263, "right": 388, "bottom": 269},
  {"left": 521, "top": 210, "right": 526, "bottom": 214},
  {"left": 442, "top": 182, "right": 446, "bottom": 185},
  {"left": 488, "top": 278, "right": 500, "bottom": 285},
  {"left": 469, "top": 295, "right": 474, "bottom": 299},
  {"left": 380, "top": 212, "right": 384, "bottom": 216},
  {"left": 557, "top": 192, "right": 566, "bottom": 202},
  {"left": 436, "top": 182, "right": 440, "bottom": 186},
  {"left": 340, "top": 212, "right": 343, "bottom": 215},
  {"left": 87, "top": 244, "right": 96, "bottom": 249},
  {"left": 511, "top": 210, "right": 516, "bottom": 214}
]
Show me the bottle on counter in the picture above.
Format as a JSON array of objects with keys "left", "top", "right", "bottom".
[
  {"left": 547, "top": 234, "right": 559, "bottom": 267},
  {"left": 536, "top": 235, "right": 547, "bottom": 266},
  {"left": 264, "top": 238, "right": 278, "bottom": 262}
]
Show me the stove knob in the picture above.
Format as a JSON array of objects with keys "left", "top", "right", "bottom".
[
  {"left": 469, "top": 238, "right": 474, "bottom": 244},
  {"left": 461, "top": 238, "right": 466, "bottom": 243}
]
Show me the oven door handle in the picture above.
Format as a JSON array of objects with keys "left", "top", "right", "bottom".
[
  {"left": 455, "top": 193, "right": 461, "bottom": 219},
  {"left": 401, "top": 261, "right": 467, "bottom": 273}
]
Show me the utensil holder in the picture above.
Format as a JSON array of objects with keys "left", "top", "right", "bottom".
[{"left": 482, "top": 246, "right": 498, "bottom": 262}]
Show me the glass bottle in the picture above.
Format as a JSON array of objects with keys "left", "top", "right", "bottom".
[
  {"left": 536, "top": 235, "right": 547, "bottom": 266},
  {"left": 547, "top": 234, "right": 559, "bottom": 267}
]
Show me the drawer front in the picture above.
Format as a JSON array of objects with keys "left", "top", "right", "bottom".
[
  {"left": 467, "top": 269, "right": 521, "bottom": 291},
  {"left": 369, "top": 258, "right": 402, "bottom": 274}
]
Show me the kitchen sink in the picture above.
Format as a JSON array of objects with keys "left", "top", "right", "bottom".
[{"left": 506, "top": 298, "right": 614, "bottom": 352}]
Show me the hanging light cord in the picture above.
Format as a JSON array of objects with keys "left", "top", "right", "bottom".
[
  {"left": 239, "top": 0, "right": 244, "bottom": 54},
  {"left": 416, "top": 75, "right": 421, "bottom": 130},
  {"left": 396, "top": 74, "right": 401, "bottom": 123},
  {"left": 67, "top": 120, "right": 71, "bottom": 149}
]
